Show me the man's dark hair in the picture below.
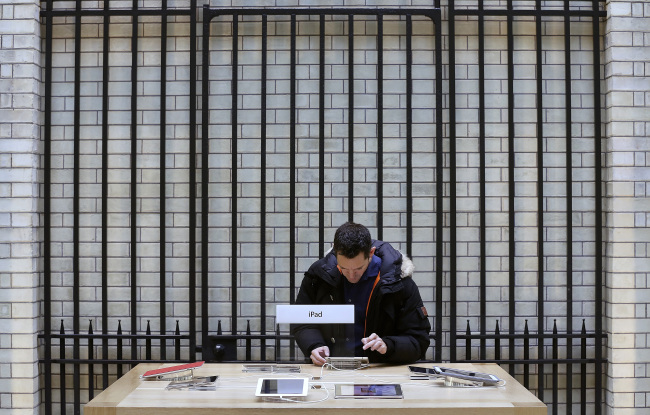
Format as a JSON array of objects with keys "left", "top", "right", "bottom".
[{"left": 333, "top": 222, "right": 372, "bottom": 259}]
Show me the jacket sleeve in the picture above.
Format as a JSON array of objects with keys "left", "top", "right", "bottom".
[
  {"left": 379, "top": 278, "right": 431, "bottom": 363},
  {"left": 290, "top": 272, "right": 328, "bottom": 358}
]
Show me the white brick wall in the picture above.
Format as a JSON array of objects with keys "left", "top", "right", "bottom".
[
  {"left": 604, "top": 1, "right": 650, "bottom": 414},
  {"left": 0, "top": 0, "right": 648, "bottom": 414},
  {"left": 0, "top": 1, "right": 41, "bottom": 414}
]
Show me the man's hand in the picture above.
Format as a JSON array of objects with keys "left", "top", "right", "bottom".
[
  {"left": 310, "top": 346, "right": 330, "bottom": 366},
  {"left": 362, "top": 333, "right": 388, "bottom": 354}
]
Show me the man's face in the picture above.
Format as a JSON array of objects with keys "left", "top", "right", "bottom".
[{"left": 336, "top": 247, "right": 376, "bottom": 284}]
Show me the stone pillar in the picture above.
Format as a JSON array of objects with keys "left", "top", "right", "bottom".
[
  {"left": 0, "top": 0, "right": 42, "bottom": 414},
  {"left": 604, "top": 0, "right": 650, "bottom": 414}
]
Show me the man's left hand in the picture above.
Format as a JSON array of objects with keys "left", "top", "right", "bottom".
[{"left": 361, "top": 333, "right": 388, "bottom": 354}]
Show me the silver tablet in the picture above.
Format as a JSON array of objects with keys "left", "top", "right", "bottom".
[
  {"left": 334, "top": 384, "right": 403, "bottom": 399},
  {"left": 255, "top": 377, "right": 309, "bottom": 397}
]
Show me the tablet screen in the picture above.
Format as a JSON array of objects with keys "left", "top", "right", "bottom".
[
  {"left": 255, "top": 378, "right": 308, "bottom": 397},
  {"left": 335, "top": 384, "right": 403, "bottom": 399}
]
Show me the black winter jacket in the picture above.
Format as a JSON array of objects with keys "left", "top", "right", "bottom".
[{"left": 291, "top": 240, "right": 431, "bottom": 363}]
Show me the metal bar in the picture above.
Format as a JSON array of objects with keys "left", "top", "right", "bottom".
[
  {"left": 478, "top": 0, "right": 487, "bottom": 362},
  {"left": 231, "top": 13, "right": 239, "bottom": 335},
  {"left": 465, "top": 320, "right": 471, "bottom": 359},
  {"left": 347, "top": 15, "right": 354, "bottom": 222},
  {"left": 175, "top": 320, "right": 182, "bottom": 360},
  {"left": 564, "top": 2, "right": 574, "bottom": 410},
  {"left": 130, "top": 0, "right": 139, "bottom": 367},
  {"left": 506, "top": 0, "right": 516, "bottom": 378},
  {"left": 434, "top": 10, "right": 444, "bottom": 363},
  {"left": 201, "top": 5, "right": 212, "bottom": 358},
  {"left": 42, "top": 8, "right": 194, "bottom": 18},
  {"left": 101, "top": 0, "right": 110, "bottom": 390},
  {"left": 59, "top": 322, "right": 66, "bottom": 415},
  {"left": 453, "top": 9, "right": 606, "bottom": 18},
  {"left": 457, "top": 332, "right": 600, "bottom": 340},
  {"left": 448, "top": 0, "right": 458, "bottom": 363},
  {"left": 521, "top": 319, "right": 528, "bottom": 390},
  {"left": 43, "top": 1, "right": 53, "bottom": 412},
  {"left": 88, "top": 321, "right": 94, "bottom": 400},
  {"left": 535, "top": 0, "right": 545, "bottom": 402},
  {"left": 591, "top": 1, "right": 604, "bottom": 413},
  {"left": 188, "top": 0, "right": 197, "bottom": 362},
  {"left": 495, "top": 321, "right": 501, "bottom": 361},
  {"left": 319, "top": 14, "right": 325, "bottom": 258},
  {"left": 406, "top": 14, "right": 413, "bottom": 257},
  {"left": 260, "top": 13, "right": 268, "bottom": 360},
  {"left": 73, "top": 2, "right": 82, "bottom": 412},
  {"left": 581, "top": 320, "right": 587, "bottom": 415},
  {"left": 159, "top": 0, "right": 168, "bottom": 361},
  {"left": 146, "top": 321, "right": 152, "bottom": 360},
  {"left": 553, "top": 320, "right": 558, "bottom": 414},
  {"left": 376, "top": 15, "right": 384, "bottom": 240},
  {"left": 290, "top": 15, "right": 296, "bottom": 306},
  {"left": 41, "top": 333, "right": 190, "bottom": 340},
  {"left": 117, "top": 321, "right": 123, "bottom": 378},
  {"left": 190, "top": 8, "right": 437, "bottom": 17}
]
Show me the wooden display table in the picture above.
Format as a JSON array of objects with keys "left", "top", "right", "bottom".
[{"left": 84, "top": 362, "right": 546, "bottom": 415}]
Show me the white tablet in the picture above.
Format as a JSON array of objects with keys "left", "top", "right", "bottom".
[{"left": 255, "top": 377, "right": 309, "bottom": 397}]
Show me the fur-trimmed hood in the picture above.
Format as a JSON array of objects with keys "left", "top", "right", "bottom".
[{"left": 322, "top": 239, "right": 414, "bottom": 281}]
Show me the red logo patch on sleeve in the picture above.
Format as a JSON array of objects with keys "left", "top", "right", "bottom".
[{"left": 421, "top": 306, "right": 428, "bottom": 317}]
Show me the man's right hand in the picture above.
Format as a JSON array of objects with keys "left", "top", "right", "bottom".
[{"left": 310, "top": 346, "right": 330, "bottom": 366}]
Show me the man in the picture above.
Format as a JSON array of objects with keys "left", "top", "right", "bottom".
[{"left": 291, "top": 222, "right": 431, "bottom": 366}]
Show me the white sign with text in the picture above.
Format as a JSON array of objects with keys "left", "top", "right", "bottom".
[{"left": 276, "top": 304, "right": 354, "bottom": 324}]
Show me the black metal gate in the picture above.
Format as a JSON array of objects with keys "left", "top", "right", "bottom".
[{"left": 38, "top": 1, "right": 606, "bottom": 414}]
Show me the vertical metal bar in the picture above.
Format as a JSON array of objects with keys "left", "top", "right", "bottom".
[
  {"left": 231, "top": 13, "right": 239, "bottom": 335},
  {"left": 591, "top": 2, "right": 604, "bottom": 413},
  {"left": 146, "top": 320, "right": 152, "bottom": 360},
  {"left": 506, "top": 0, "right": 516, "bottom": 378},
  {"left": 433, "top": 10, "right": 444, "bottom": 363},
  {"left": 581, "top": 320, "right": 587, "bottom": 415},
  {"left": 563, "top": 2, "right": 574, "bottom": 410},
  {"left": 188, "top": 0, "right": 197, "bottom": 363},
  {"left": 101, "top": 0, "right": 110, "bottom": 390},
  {"left": 73, "top": 2, "right": 82, "bottom": 412},
  {"left": 319, "top": 14, "right": 325, "bottom": 258},
  {"left": 347, "top": 15, "right": 354, "bottom": 222},
  {"left": 43, "top": 2, "right": 53, "bottom": 412},
  {"left": 175, "top": 320, "right": 181, "bottom": 360},
  {"left": 376, "top": 14, "right": 384, "bottom": 240},
  {"left": 524, "top": 320, "right": 530, "bottom": 389},
  {"left": 405, "top": 15, "right": 413, "bottom": 257},
  {"left": 552, "top": 320, "right": 558, "bottom": 415},
  {"left": 478, "top": 0, "right": 487, "bottom": 362},
  {"left": 465, "top": 320, "right": 471, "bottom": 360},
  {"left": 535, "top": 0, "right": 545, "bottom": 402},
  {"left": 246, "top": 320, "right": 252, "bottom": 361},
  {"left": 290, "top": 15, "right": 296, "bottom": 304},
  {"left": 88, "top": 321, "right": 94, "bottom": 400},
  {"left": 189, "top": 0, "right": 196, "bottom": 361},
  {"left": 117, "top": 320, "right": 123, "bottom": 378},
  {"left": 448, "top": 0, "right": 458, "bottom": 363},
  {"left": 201, "top": 5, "right": 211, "bottom": 360},
  {"left": 260, "top": 14, "right": 268, "bottom": 360},
  {"left": 495, "top": 321, "right": 501, "bottom": 361},
  {"left": 59, "top": 321, "right": 66, "bottom": 415},
  {"left": 159, "top": 0, "right": 168, "bottom": 361},
  {"left": 289, "top": 14, "right": 297, "bottom": 361},
  {"left": 130, "top": 0, "right": 139, "bottom": 366}
]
